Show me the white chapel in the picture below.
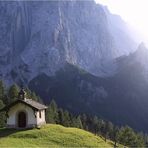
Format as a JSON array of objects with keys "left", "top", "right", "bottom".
[{"left": 0, "top": 88, "right": 47, "bottom": 128}]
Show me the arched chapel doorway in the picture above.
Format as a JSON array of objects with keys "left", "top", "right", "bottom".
[{"left": 18, "top": 111, "right": 26, "bottom": 128}]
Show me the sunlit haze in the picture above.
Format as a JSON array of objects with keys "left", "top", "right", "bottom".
[{"left": 95, "top": 0, "right": 148, "bottom": 45}]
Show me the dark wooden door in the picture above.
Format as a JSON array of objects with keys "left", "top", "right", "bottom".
[{"left": 18, "top": 112, "right": 26, "bottom": 128}]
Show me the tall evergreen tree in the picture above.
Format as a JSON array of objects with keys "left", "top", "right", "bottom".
[
  {"left": 0, "top": 100, "right": 6, "bottom": 127},
  {"left": 46, "top": 99, "right": 59, "bottom": 124},
  {"left": 99, "top": 120, "right": 106, "bottom": 138},
  {"left": 0, "top": 80, "right": 8, "bottom": 105},
  {"left": 62, "top": 110, "right": 71, "bottom": 127},
  {"left": 92, "top": 116, "right": 100, "bottom": 134},
  {"left": 31, "top": 92, "right": 38, "bottom": 101},
  {"left": 58, "top": 108, "right": 65, "bottom": 125},
  {"left": 108, "top": 121, "right": 114, "bottom": 139},
  {"left": 25, "top": 87, "right": 32, "bottom": 99},
  {"left": 144, "top": 134, "right": 148, "bottom": 147},
  {"left": 8, "top": 84, "right": 19, "bottom": 103},
  {"left": 72, "top": 115, "right": 83, "bottom": 129},
  {"left": 25, "top": 88, "right": 43, "bottom": 103},
  {"left": 0, "top": 80, "right": 5, "bottom": 100},
  {"left": 76, "top": 115, "right": 83, "bottom": 129},
  {"left": 97, "top": 119, "right": 105, "bottom": 135},
  {"left": 113, "top": 126, "right": 119, "bottom": 148},
  {"left": 103, "top": 121, "right": 113, "bottom": 142},
  {"left": 80, "top": 114, "right": 88, "bottom": 130}
]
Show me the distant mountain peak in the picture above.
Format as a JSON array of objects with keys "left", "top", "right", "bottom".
[
  {"left": 137, "top": 42, "right": 147, "bottom": 51},
  {"left": 134, "top": 42, "right": 148, "bottom": 58}
]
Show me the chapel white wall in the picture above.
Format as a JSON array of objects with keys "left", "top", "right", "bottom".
[
  {"left": 7, "top": 103, "right": 37, "bottom": 126},
  {"left": 36, "top": 110, "right": 46, "bottom": 125}
]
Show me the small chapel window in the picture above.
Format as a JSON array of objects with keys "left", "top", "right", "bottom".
[{"left": 39, "top": 111, "right": 42, "bottom": 118}]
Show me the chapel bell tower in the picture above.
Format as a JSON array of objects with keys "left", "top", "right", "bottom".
[{"left": 18, "top": 88, "right": 26, "bottom": 100}]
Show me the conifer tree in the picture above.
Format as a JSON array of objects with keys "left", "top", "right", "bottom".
[
  {"left": 97, "top": 119, "right": 104, "bottom": 135},
  {"left": 92, "top": 116, "right": 99, "bottom": 134},
  {"left": 80, "top": 114, "right": 88, "bottom": 130},
  {"left": 103, "top": 121, "right": 114, "bottom": 142},
  {"left": 113, "top": 126, "right": 119, "bottom": 147},
  {"left": 0, "top": 100, "right": 6, "bottom": 127},
  {"left": 25, "top": 87, "right": 32, "bottom": 98},
  {"left": 0, "top": 80, "right": 5, "bottom": 100},
  {"left": 25, "top": 88, "right": 43, "bottom": 103},
  {"left": 46, "top": 99, "right": 59, "bottom": 123},
  {"left": 75, "top": 115, "right": 83, "bottom": 129},
  {"left": 8, "top": 84, "right": 19, "bottom": 103},
  {"left": 0, "top": 80, "right": 8, "bottom": 105},
  {"left": 58, "top": 108, "right": 65, "bottom": 125},
  {"left": 31, "top": 92, "right": 38, "bottom": 101},
  {"left": 104, "top": 121, "right": 110, "bottom": 142},
  {"left": 144, "top": 134, "right": 148, "bottom": 147},
  {"left": 63, "top": 110, "right": 71, "bottom": 127},
  {"left": 108, "top": 121, "right": 114, "bottom": 139}
]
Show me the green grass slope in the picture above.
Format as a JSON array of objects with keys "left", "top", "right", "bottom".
[{"left": 0, "top": 124, "right": 115, "bottom": 147}]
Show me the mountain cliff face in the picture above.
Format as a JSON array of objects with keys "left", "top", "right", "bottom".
[
  {"left": 104, "top": 7, "right": 137, "bottom": 56},
  {"left": 0, "top": 0, "right": 136, "bottom": 84}
]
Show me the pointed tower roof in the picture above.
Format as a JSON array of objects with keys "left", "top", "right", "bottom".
[{"left": 18, "top": 87, "right": 26, "bottom": 100}]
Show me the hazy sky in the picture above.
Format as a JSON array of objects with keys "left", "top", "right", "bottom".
[{"left": 95, "top": 0, "right": 148, "bottom": 44}]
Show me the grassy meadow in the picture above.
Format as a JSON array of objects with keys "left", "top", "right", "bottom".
[{"left": 0, "top": 124, "right": 119, "bottom": 147}]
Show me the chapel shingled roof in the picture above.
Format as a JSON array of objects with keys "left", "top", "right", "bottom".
[
  {"left": 0, "top": 99, "right": 48, "bottom": 112},
  {"left": 22, "top": 99, "right": 48, "bottom": 110}
]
